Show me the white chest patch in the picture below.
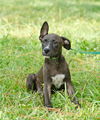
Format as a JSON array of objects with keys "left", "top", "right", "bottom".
[{"left": 51, "top": 74, "right": 65, "bottom": 88}]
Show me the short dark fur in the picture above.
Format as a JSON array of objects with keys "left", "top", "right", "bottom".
[{"left": 26, "top": 22, "right": 80, "bottom": 108}]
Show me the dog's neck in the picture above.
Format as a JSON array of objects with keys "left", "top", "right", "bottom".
[
  {"left": 44, "top": 54, "right": 63, "bottom": 64},
  {"left": 45, "top": 56, "right": 59, "bottom": 60}
]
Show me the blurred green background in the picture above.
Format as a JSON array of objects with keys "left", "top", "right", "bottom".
[{"left": 0, "top": 0, "right": 100, "bottom": 119}]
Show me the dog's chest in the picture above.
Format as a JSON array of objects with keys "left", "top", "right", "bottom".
[{"left": 51, "top": 74, "right": 65, "bottom": 88}]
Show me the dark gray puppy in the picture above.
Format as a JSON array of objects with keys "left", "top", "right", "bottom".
[{"left": 26, "top": 22, "right": 80, "bottom": 108}]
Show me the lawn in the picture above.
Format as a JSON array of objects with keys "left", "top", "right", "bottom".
[{"left": 0, "top": 0, "right": 100, "bottom": 119}]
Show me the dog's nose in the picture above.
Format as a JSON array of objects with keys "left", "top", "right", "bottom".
[{"left": 44, "top": 48, "right": 50, "bottom": 54}]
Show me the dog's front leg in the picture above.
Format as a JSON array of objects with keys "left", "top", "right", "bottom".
[
  {"left": 66, "top": 80, "right": 81, "bottom": 107},
  {"left": 43, "top": 82, "right": 52, "bottom": 108},
  {"left": 43, "top": 64, "right": 52, "bottom": 108}
]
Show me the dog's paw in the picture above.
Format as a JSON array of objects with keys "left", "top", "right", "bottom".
[
  {"left": 45, "top": 104, "right": 52, "bottom": 108},
  {"left": 75, "top": 103, "right": 81, "bottom": 109}
]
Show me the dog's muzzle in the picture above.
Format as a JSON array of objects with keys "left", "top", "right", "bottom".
[
  {"left": 43, "top": 47, "right": 50, "bottom": 54},
  {"left": 43, "top": 45, "right": 50, "bottom": 56}
]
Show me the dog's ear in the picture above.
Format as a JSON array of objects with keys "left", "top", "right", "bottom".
[
  {"left": 61, "top": 36, "right": 71, "bottom": 50},
  {"left": 39, "top": 21, "right": 49, "bottom": 40}
]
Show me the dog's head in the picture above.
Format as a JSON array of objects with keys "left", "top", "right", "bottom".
[{"left": 39, "top": 22, "right": 71, "bottom": 57}]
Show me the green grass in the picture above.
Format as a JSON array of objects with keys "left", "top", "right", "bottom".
[{"left": 0, "top": 0, "right": 100, "bottom": 119}]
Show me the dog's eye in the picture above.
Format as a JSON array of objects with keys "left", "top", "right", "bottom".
[
  {"left": 44, "top": 39, "right": 48, "bottom": 42},
  {"left": 52, "top": 40, "right": 57, "bottom": 44},
  {"left": 52, "top": 39, "right": 55, "bottom": 42}
]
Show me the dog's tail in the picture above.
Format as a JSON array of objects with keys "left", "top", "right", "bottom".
[{"left": 26, "top": 74, "right": 37, "bottom": 92}]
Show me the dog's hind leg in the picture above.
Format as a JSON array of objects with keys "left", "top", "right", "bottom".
[{"left": 26, "top": 74, "right": 37, "bottom": 92}]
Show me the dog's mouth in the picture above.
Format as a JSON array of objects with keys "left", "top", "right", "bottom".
[
  {"left": 42, "top": 51, "right": 59, "bottom": 58},
  {"left": 42, "top": 51, "right": 50, "bottom": 56}
]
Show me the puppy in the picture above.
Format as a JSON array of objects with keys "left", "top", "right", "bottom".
[{"left": 26, "top": 22, "right": 80, "bottom": 108}]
